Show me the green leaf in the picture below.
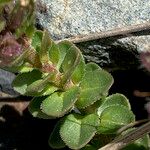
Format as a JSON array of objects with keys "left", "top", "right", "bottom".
[
  {"left": 41, "top": 86, "right": 80, "bottom": 117},
  {"left": 31, "top": 30, "right": 43, "bottom": 52},
  {"left": 97, "top": 105, "right": 135, "bottom": 134},
  {"left": 41, "top": 84, "right": 58, "bottom": 96},
  {"left": 12, "top": 69, "right": 42, "bottom": 95},
  {"left": 0, "top": 20, "right": 5, "bottom": 32},
  {"left": 76, "top": 69, "right": 114, "bottom": 109},
  {"left": 97, "top": 93, "right": 131, "bottom": 116},
  {"left": 60, "top": 114, "right": 99, "bottom": 149},
  {"left": 26, "top": 73, "right": 57, "bottom": 96},
  {"left": 40, "top": 30, "right": 60, "bottom": 65},
  {"left": 60, "top": 41, "right": 81, "bottom": 73},
  {"left": 57, "top": 41, "right": 70, "bottom": 69},
  {"left": 47, "top": 37, "right": 60, "bottom": 66},
  {"left": 58, "top": 40, "right": 85, "bottom": 84},
  {"left": 26, "top": 80, "right": 58, "bottom": 96},
  {"left": 39, "top": 30, "right": 50, "bottom": 63},
  {"left": 28, "top": 97, "right": 54, "bottom": 119},
  {"left": 25, "top": 23, "right": 35, "bottom": 38},
  {"left": 85, "top": 62, "right": 102, "bottom": 72},
  {"left": 60, "top": 41, "right": 82, "bottom": 86},
  {"left": 71, "top": 55, "right": 85, "bottom": 84},
  {"left": 48, "top": 120, "right": 66, "bottom": 149}
]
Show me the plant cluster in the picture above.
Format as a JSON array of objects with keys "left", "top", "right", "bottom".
[{"left": 0, "top": 0, "right": 149, "bottom": 149}]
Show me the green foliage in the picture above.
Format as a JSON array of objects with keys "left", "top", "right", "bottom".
[
  {"left": 76, "top": 66, "right": 113, "bottom": 109},
  {"left": 60, "top": 114, "right": 99, "bottom": 149},
  {"left": 41, "top": 86, "right": 80, "bottom": 117},
  {"left": 97, "top": 105, "right": 135, "bottom": 134},
  {"left": 12, "top": 69, "right": 42, "bottom": 95},
  {"left": 0, "top": 1, "right": 149, "bottom": 150}
]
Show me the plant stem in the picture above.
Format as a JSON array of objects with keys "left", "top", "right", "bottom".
[
  {"left": 56, "top": 22, "right": 150, "bottom": 43},
  {"left": 117, "top": 119, "right": 149, "bottom": 134},
  {"left": 99, "top": 121, "right": 150, "bottom": 150}
]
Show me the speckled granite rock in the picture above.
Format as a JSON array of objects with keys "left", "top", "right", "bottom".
[
  {"left": 36, "top": 0, "right": 150, "bottom": 51},
  {"left": 36, "top": 0, "right": 145, "bottom": 70}
]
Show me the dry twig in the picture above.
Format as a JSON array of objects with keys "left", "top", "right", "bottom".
[
  {"left": 99, "top": 121, "right": 150, "bottom": 150},
  {"left": 56, "top": 22, "right": 150, "bottom": 43}
]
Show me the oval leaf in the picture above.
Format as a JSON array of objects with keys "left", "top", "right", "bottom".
[
  {"left": 57, "top": 41, "right": 71, "bottom": 69},
  {"left": 31, "top": 30, "right": 43, "bottom": 52},
  {"left": 76, "top": 69, "right": 114, "bottom": 109},
  {"left": 28, "top": 97, "right": 54, "bottom": 119},
  {"left": 41, "top": 86, "right": 80, "bottom": 117},
  {"left": 40, "top": 30, "right": 60, "bottom": 65},
  {"left": 85, "top": 62, "right": 102, "bottom": 72},
  {"left": 60, "top": 41, "right": 81, "bottom": 72},
  {"left": 97, "top": 93, "right": 131, "bottom": 116},
  {"left": 60, "top": 41, "right": 82, "bottom": 86},
  {"left": 26, "top": 79, "right": 58, "bottom": 96},
  {"left": 12, "top": 69, "right": 42, "bottom": 95},
  {"left": 71, "top": 55, "right": 85, "bottom": 84},
  {"left": 97, "top": 105, "right": 135, "bottom": 134},
  {"left": 60, "top": 114, "right": 99, "bottom": 149}
]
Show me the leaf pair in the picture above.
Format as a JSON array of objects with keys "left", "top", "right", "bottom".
[
  {"left": 76, "top": 63, "right": 114, "bottom": 109},
  {"left": 49, "top": 114, "right": 99, "bottom": 150},
  {"left": 97, "top": 94, "right": 135, "bottom": 134},
  {"left": 12, "top": 69, "right": 58, "bottom": 96}
]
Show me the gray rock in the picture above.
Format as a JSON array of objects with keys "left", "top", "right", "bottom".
[
  {"left": 0, "top": 69, "right": 19, "bottom": 98},
  {"left": 36, "top": 0, "right": 150, "bottom": 52}
]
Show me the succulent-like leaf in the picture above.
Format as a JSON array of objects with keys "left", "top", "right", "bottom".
[
  {"left": 31, "top": 30, "right": 43, "bottom": 52},
  {"left": 57, "top": 41, "right": 70, "bottom": 69},
  {"left": 12, "top": 69, "right": 42, "bottom": 95},
  {"left": 76, "top": 69, "right": 114, "bottom": 109},
  {"left": 60, "top": 41, "right": 81, "bottom": 73},
  {"left": 41, "top": 86, "right": 80, "bottom": 117},
  {"left": 48, "top": 120, "right": 66, "bottom": 149},
  {"left": 85, "top": 62, "right": 102, "bottom": 72},
  {"left": 25, "top": 23, "right": 35, "bottom": 38},
  {"left": 97, "top": 93, "right": 131, "bottom": 116},
  {"left": 0, "top": 20, "right": 5, "bottom": 32},
  {"left": 47, "top": 38, "right": 60, "bottom": 66},
  {"left": 40, "top": 30, "right": 60, "bottom": 65},
  {"left": 60, "top": 41, "right": 82, "bottom": 86},
  {"left": 40, "top": 30, "right": 51, "bottom": 63},
  {"left": 26, "top": 73, "right": 57, "bottom": 96},
  {"left": 97, "top": 105, "right": 135, "bottom": 134},
  {"left": 71, "top": 55, "right": 85, "bottom": 84},
  {"left": 26, "top": 80, "right": 58, "bottom": 96},
  {"left": 58, "top": 41, "right": 85, "bottom": 84},
  {"left": 60, "top": 113, "right": 99, "bottom": 149},
  {"left": 28, "top": 97, "right": 54, "bottom": 119}
]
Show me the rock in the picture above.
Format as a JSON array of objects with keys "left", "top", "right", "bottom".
[
  {"left": 0, "top": 69, "right": 19, "bottom": 98},
  {"left": 36, "top": 0, "right": 150, "bottom": 71},
  {"left": 36, "top": 0, "right": 150, "bottom": 52},
  {"left": 76, "top": 39, "right": 140, "bottom": 70}
]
